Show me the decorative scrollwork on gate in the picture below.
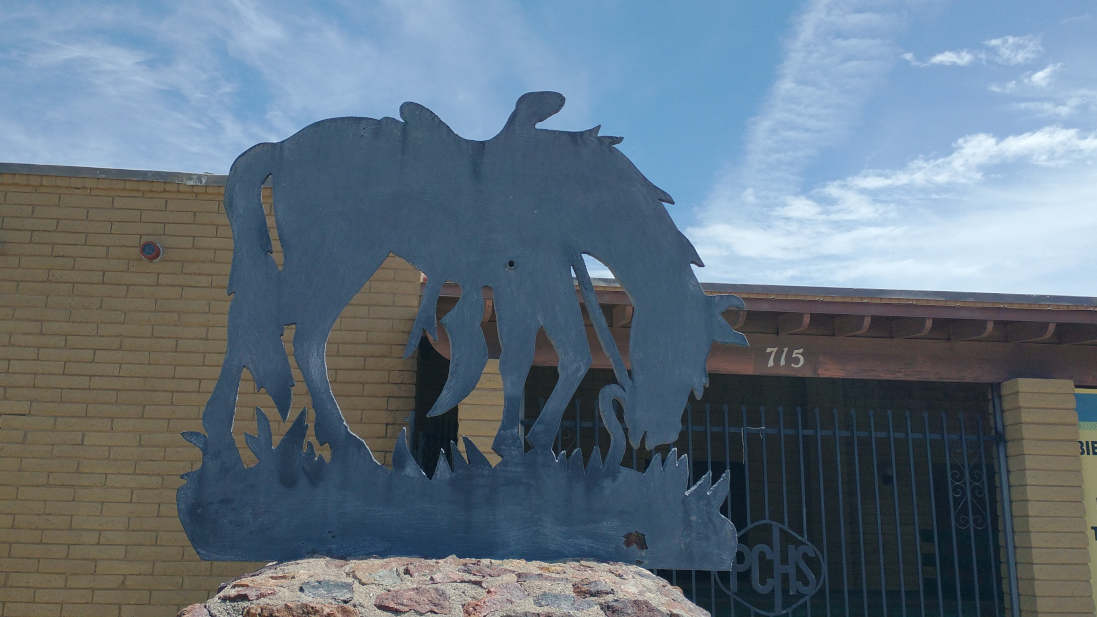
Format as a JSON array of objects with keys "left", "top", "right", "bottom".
[{"left": 949, "top": 443, "right": 987, "bottom": 531}]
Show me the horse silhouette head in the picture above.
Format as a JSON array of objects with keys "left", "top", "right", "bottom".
[
  {"left": 626, "top": 291, "right": 746, "bottom": 448},
  {"left": 482, "top": 92, "right": 749, "bottom": 449}
]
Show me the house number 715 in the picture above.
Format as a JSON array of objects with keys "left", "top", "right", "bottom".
[{"left": 765, "top": 347, "right": 805, "bottom": 368}]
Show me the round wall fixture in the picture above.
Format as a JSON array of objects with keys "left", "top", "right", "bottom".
[{"left": 139, "top": 240, "right": 163, "bottom": 262}]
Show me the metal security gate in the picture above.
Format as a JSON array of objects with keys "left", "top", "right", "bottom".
[{"left": 524, "top": 371, "right": 1019, "bottom": 617}]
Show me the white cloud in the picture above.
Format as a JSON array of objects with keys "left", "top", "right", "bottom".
[
  {"left": 927, "top": 49, "right": 976, "bottom": 66},
  {"left": 993, "top": 62, "right": 1064, "bottom": 92},
  {"left": 1014, "top": 93, "right": 1097, "bottom": 119},
  {"left": 0, "top": 1, "right": 589, "bottom": 173},
  {"left": 984, "top": 34, "right": 1044, "bottom": 65},
  {"left": 843, "top": 127, "right": 1097, "bottom": 190},
  {"left": 1027, "top": 62, "right": 1062, "bottom": 87},
  {"left": 989, "top": 80, "right": 1017, "bottom": 93},
  {"left": 989, "top": 63, "right": 1062, "bottom": 93},
  {"left": 904, "top": 33, "right": 1044, "bottom": 69},
  {"left": 690, "top": 125, "right": 1097, "bottom": 293}
]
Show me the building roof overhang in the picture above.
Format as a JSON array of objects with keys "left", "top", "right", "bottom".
[{"left": 431, "top": 279, "right": 1097, "bottom": 387}]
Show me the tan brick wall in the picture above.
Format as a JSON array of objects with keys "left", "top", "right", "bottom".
[
  {"left": 1002, "top": 378, "right": 1095, "bottom": 616},
  {"left": 0, "top": 171, "right": 421, "bottom": 617},
  {"left": 456, "top": 359, "right": 503, "bottom": 465}
]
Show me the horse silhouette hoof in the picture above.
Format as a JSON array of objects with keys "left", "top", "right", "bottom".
[{"left": 524, "top": 424, "right": 559, "bottom": 452}]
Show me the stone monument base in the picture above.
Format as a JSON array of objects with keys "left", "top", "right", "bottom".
[{"left": 178, "top": 556, "right": 709, "bottom": 617}]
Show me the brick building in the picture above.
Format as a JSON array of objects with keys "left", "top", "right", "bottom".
[{"left": 2, "top": 163, "right": 1097, "bottom": 616}]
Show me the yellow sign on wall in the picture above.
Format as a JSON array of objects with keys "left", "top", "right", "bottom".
[{"left": 1077, "top": 389, "right": 1097, "bottom": 595}]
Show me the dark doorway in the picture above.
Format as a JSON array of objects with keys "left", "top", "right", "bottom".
[{"left": 410, "top": 337, "right": 458, "bottom": 475}]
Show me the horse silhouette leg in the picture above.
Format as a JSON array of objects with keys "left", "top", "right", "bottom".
[
  {"left": 285, "top": 252, "right": 387, "bottom": 465},
  {"left": 492, "top": 299, "right": 538, "bottom": 459},
  {"left": 294, "top": 321, "right": 374, "bottom": 464},
  {"left": 525, "top": 299, "right": 591, "bottom": 451},
  {"left": 199, "top": 358, "right": 245, "bottom": 472}
]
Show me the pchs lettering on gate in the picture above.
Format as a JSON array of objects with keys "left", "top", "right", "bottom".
[{"left": 1078, "top": 440, "right": 1097, "bottom": 455}]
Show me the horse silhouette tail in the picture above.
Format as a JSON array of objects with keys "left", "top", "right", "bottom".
[{"left": 219, "top": 142, "right": 294, "bottom": 421}]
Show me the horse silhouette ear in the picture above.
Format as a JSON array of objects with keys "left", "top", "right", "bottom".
[
  {"left": 503, "top": 91, "right": 565, "bottom": 132},
  {"left": 710, "top": 294, "right": 748, "bottom": 346}
]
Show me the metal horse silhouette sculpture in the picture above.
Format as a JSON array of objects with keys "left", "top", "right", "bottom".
[{"left": 178, "top": 92, "right": 748, "bottom": 569}]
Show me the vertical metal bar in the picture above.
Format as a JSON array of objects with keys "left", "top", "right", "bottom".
[
  {"left": 815, "top": 408, "right": 832, "bottom": 617},
  {"left": 833, "top": 408, "right": 850, "bottom": 617},
  {"left": 992, "top": 385, "right": 1021, "bottom": 617},
  {"left": 705, "top": 402, "right": 713, "bottom": 479},
  {"left": 958, "top": 415, "right": 982, "bottom": 616},
  {"left": 573, "top": 399, "right": 581, "bottom": 454},
  {"left": 724, "top": 403, "right": 735, "bottom": 617},
  {"left": 940, "top": 412, "right": 964, "bottom": 617},
  {"left": 760, "top": 406, "right": 770, "bottom": 521},
  {"left": 742, "top": 405, "right": 752, "bottom": 527},
  {"left": 922, "top": 412, "right": 945, "bottom": 617},
  {"left": 851, "top": 410, "right": 869, "bottom": 617},
  {"left": 796, "top": 407, "right": 812, "bottom": 617},
  {"left": 706, "top": 402, "right": 716, "bottom": 614},
  {"left": 868, "top": 411, "right": 888, "bottom": 617},
  {"left": 904, "top": 412, "right": 926, "bottom": 617},
  {"left": 887, "top": 411, "right": 907, "bottom": 617},
  {"left": 759, "top": 405, "right": 770, "bottom": 617},
  {"left": 779, "top": 405, "right": 789, "bottom": 526},
  {"left": 723, "top": 403, "right": 732, "bottom": 517},
  {"left": 975, "top": 412, "right": 1002, "bottom": 617}
]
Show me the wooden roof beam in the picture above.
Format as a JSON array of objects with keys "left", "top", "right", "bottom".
[
  {"left": 834, "top": 315, "right": 872, "bottom": 337},
  {"left": 725, "top": 309, "right": 748, "bottom": 330},
  {"left": 950, "top": 320, "right": 996, "bottom": 341},
  {"left": 611, "top": 305, "right": 634, "bottom": 328},
  {"left": 778, "top": 313, "right": 812, "bottom": 335},
  {"left": 892, "top": 317, "right": 934, "bottom": 339},
  {"left": 1006, "top": 322, "right": 1056, "bottom": 343}
]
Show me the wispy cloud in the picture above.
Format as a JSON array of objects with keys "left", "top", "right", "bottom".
[
  {"left": 0, "top": 1, "right": 588, "bottom": 173},
  {"left": 703, "top": 0, "right": 904, "bottom": 212},
  {"left": 903, "top": 33, "right": 1043, "bottom": 68},
  {"left": 1027, "top": 63, "right": 1063, "bottom": 87},
  {"left": 1012, "top": 92, "right": 1097, "bottom": 119},
  {"left": 983, "top": 34, "right": 1044, "bottom": 65},
  {"left": 988, "top": 61, "right": 1097, "bottom": 120},
  {"left": 988, "top": 63, "right": 1063, "bottom": 93},
  {"left": 690, "top": 125, "right": 1097, "bottom": 293},
  {"left": 844, "top": 126, "right": 1097, "bottom": 189},
  {"left": 917, "top": 49, "right": 978, "bottom": 67}
]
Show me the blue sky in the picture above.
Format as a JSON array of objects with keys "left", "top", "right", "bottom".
[{"left": 2, "top": 1, "right": 1096, "bottom": 295}]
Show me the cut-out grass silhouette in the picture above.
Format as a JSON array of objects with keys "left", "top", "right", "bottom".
[{"left": 178, "top": 405, "right": 736, "bottom": 570}]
